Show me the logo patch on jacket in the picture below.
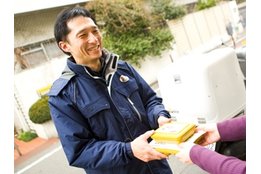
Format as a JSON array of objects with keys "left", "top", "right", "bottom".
[{"left": 119, "top": 75, "right": 129, "bottom": 82}]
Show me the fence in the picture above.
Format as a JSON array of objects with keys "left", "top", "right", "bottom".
[{"left": 167, "top": 1, "right": 244, "bottom": 57}]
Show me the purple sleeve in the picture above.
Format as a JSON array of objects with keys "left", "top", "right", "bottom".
[
  {"left": 190, "top": 145, "right": 246, "bottom": 174},
  {"left": 217, "top": 115, "right": 246, "bottom": 141}
]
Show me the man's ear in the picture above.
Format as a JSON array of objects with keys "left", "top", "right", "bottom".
[{"left": 59, "top": 41, "right": 70, "bottom": 53}]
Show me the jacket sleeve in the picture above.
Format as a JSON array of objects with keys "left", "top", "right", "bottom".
[
  {"left": 48, "top": 95, "right": 134, "bottom": 169},
  {"left": 217, "top": 115, "right": 246, "bottom": 142},
  {"left": 125, "top": 62, "right": 171, "bottom": 129},
  {"left": 190, "top": 145, "right": 246, "bottom": 174}
]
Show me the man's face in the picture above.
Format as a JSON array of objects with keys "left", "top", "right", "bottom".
[{"left": 59, "top": 16, "right": 102, "bottom": 65}]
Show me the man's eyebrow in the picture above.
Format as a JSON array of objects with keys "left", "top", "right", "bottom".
[{"left": 76, "top": 26, "right": 98, "bottom": 36}]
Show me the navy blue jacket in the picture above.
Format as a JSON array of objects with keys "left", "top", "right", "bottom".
[{"left": 48, "top": 51, "right": 172, "bottom": 174}]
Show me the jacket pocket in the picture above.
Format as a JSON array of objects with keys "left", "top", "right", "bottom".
[
  {"left": 114, "top": 79, "right": 146, "bottom": 123},
  {"left": 81, "top": 98, "right": 110, "bottom": 118},
  {"left": 114, "top": 77, "right": 138, "bottom": 97},
  {"left": 80, "top": 97, "right": 111, "bottom": 139}
]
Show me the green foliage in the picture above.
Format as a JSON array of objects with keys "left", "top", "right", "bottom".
[
  {"left": 236, "top": 0, "right": 246, "bottom": 3},
  {"left": 29, "top": 95, "right": 51, "bottom": 124},
  {"left": 17, "top": 131, "right": 38, "bottom": 142},
  {"left": 86, "top": 0, "right": 174, "bottom": 66},
  {"left": 196, "top": 0, "right": 217, "bottom": 10},
  {"left": 89, "top": 0, "right": 149, "bottom": 36},
  {"left": 103, "top": 28, "right": 173, "bottom": 65},
  {"left": 151, "top": 0, "right": 186, "bottom": 20}
]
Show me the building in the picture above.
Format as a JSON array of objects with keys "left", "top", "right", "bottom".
[{"left": 14, "top": 0, "right": 91, "bottom": 138}]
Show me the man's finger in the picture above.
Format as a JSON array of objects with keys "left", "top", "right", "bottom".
[{"left": 142, "top": 130, "right": 155, "bottom": 140}]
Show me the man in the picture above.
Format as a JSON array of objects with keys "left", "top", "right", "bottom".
[{"left": 48, "top": 6, "right": 173, "bottom": 174}]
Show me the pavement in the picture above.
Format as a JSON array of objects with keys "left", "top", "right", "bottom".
[
  {"left": 14, "top": 137, "right": 59, "bottom": 167},
  {"left": 14, "top": 136, "right": 87, "bottom": 174}
]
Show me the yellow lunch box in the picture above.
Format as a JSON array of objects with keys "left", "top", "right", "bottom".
[{"left": 151, "top": 122, "right": 196, "bottom": 144}]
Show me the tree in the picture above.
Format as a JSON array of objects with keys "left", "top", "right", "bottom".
[{"left": 85, "top": 0, "right": 174, "bottom": 66}]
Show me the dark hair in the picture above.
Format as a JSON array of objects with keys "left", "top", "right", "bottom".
[{"left": 54, "top": 7, "right": 96, "bottom": 55}]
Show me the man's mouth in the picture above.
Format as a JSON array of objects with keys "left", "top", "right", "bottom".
[{"left": 87, "top": 45, "right": 100, "bottom": 51}]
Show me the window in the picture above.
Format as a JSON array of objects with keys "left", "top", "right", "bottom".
[{"left": 14, "top": 38, "right": 64, "bottom": 73}]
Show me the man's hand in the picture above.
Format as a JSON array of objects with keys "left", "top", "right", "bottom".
[
  {"left": 157, "top": 115, "right": 172, "bottom": 127},
  {"left": 130, "top": 130, "right": 168, "bottom": 162}
]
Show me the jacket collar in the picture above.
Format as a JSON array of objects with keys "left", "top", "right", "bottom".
[{"left": 66, "top": 49, "right": 119, "bottom": 85}]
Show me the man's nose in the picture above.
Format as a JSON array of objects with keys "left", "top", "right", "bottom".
[{"left": 87, "top": 33, "right": 98, "bottom": 43}]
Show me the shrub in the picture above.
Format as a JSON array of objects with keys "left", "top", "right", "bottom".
[
  {"left": 29, "top": 95, "right": 51, "bottom": 124},
  {"left": 196, "top": 0, "right": 217, "bottom": 11},
  {"left": 17, "top": 131, "right": 38, "bottom": 142},
  {"left": 151, "top": 0, "right": 186, "bottom": 20},
  {"left": 236, "top": 0, "right": 246, "bottom": 3}
]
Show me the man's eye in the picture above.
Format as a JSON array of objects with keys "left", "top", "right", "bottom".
[
  {"left": 93, "top": 29, "right": 99, "bottom": 33},
  {"left": 79, "top": 33, "right": 87, "bottom": 37}
]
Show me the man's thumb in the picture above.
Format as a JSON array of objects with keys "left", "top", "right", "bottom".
[{"left": 142, "top": 130, "right": 155, "bottom": 139}]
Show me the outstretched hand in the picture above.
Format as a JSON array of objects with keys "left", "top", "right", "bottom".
[{"left": 130, "top": 130, "right": 168, "bottom": 162}]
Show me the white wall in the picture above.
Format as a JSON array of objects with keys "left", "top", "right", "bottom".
[{"left": 134, "top": 46, "right": 177, "bottom": 85}]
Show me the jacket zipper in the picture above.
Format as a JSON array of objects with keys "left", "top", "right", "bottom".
[{"left": 127, "top": 97, "right": 142, "bottom": 122}]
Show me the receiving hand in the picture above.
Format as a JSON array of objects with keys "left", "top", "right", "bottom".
[
  {"left": 130, "top": 130, "right": 168, "bottom": 162},
  {"left": 196, "top": 123, "right": 221, "bottom": 146}
]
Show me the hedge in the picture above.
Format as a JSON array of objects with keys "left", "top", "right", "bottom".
[{"left": 29, "top": 95, "right": 51, "bottom": 124}]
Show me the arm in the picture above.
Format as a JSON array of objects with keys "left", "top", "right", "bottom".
[
  {"left": 217, "top": 115, "right": 246, "bottom": 141},
  {"left": 176, "top": 143, "right": 246, "bottom": 174},
  {"left": 190, "top": 145, "right": 246, "bottom": 174}
]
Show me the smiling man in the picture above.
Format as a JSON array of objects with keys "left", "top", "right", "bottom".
[
  {"left": 59, "top": 15, "right": 102, "bottom": 70},
  {"left": 48, "top": 7, "right": 173, "bottom": 174}
]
